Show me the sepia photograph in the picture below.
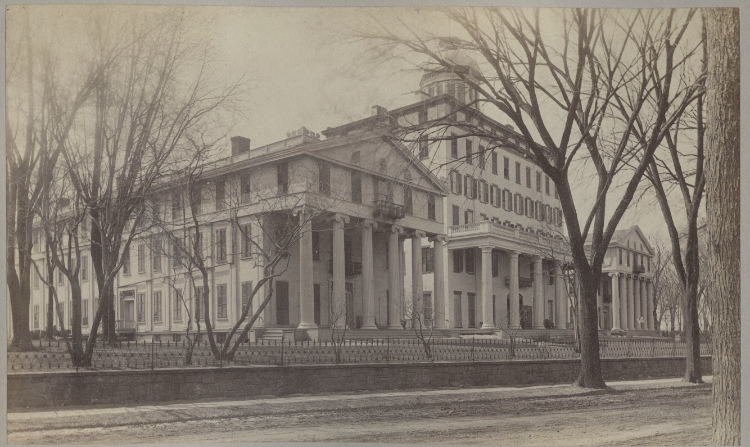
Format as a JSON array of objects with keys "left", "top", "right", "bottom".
[{"left": 4, "top": 4, "right": 742, "bottom": 445}]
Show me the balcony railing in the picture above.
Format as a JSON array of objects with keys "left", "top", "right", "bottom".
[
  {"left": 115, "top": 319, "right": 136, "bottom": 332},
  {"left": 504, "top": 276, "right": 533, "bottom": 288},
  {"left": 373, "top": 200, "right": 405, "bottom": 220},
  {"left": 633, "top": 264, "right": 646, "bottom": 274},
  {"left": 328, "top": 260, "right": 363, "bottom": 278}
]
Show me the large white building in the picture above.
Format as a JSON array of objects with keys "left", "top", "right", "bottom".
[{"left": 24, "top": 51, "right": 657, "bottom": 341}]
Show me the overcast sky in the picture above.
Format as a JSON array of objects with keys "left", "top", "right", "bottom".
[{"left": 8, "top": 5, "right": 701, "bottom": 248}]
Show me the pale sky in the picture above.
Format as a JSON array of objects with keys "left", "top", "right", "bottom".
[{"left": 7, "top": 5, "right": 700, "bottom": 248}]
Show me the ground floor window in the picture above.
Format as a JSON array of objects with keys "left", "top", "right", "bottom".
[
  {"left": 454, "top": 292, "right": 462, "bottom": 328},
  {"left": 468, "top": 293, "right": 476, "bottom": 328}
]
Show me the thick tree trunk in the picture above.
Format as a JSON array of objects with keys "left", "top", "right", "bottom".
[
  {"left": 8, "top": 275, "right": 34, "bottom": 351},
  {"left": 705, "top": 7, "right": 740, "bottom": 445},
  {"left": 46, "top": 267, "right": 55, "bottom": 339},
  {"left": 574, "top": 270, "right": 605, "bottom": 389},
  {"left": 683, "top": 223, "right": 702, "bottom": 383}
]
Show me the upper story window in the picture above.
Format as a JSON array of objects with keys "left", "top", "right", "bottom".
[
  {"left": 465, "top": 140, "right": 473, "bottom": 165},
  {"left": 515, "top": 162, "right": 521, "bottom": 184},
  {"left": 171, "top": 192, "right": 181, "bottom": 221},
  {"left": 418, "top": 109, "right": 427, "bottom": 124},
  {"left": 427, "top": 194, "right": 436, "bottom": 221},
  {"left": 240, "top": 223, "right": 252, "bottom": 258},
  {"left": 81, "top": 255, "right": 88, "bottom": 282},
  {"left": 351, "top": 171, "right": 362, "bottom": 203},
  {"left": 241, "top": 174, "right": 251, "bottom": 203},
  {"left": 452, "top": 204, "right": 460, "bottom": 226},
  {"left": 122, "top": 245, "right": 131, "bottom": 275},
  {"left": 536, "top": 171, "right": 542, "bottom": 192},
  {"left": 277, "top": 162, "right": 289, "bottom": 194},
  {"left": 450, "top": 134, "right": 458, "bottom": 159},
  {"left": 504, "top": 156, "right": 510, "bottom": 179},
  {"left": 619, "top": 248, "right": 623, "bottom": 265},
  {"left": 216, "top": 228, "right": 227, "bottom": 263},
  {"left": 545, "top": 175, "right": 551, "bottom": 195},
  {"left": 192, "top": 185, "right": 202, "bottom": 216},
  {"left": 312, "top": 231, "right": 320, "bottom": 261},
  {"left": 526, "top": 166, "right": 532, "bottom": 188},
  {"left": 318, "top": 163, "right": 331, "bottom": 195},
  {"left": 215, "top": 181, "right": 225, "bottom": 211},
  {"left": 419, "top": 137, "right": 429, "bottom": 160},
  {"left": 491, "top": 152, "right": 498, "bottom": 175},
  {"left": 450, "top": 171, "right": 462, "bottom": 195},
  {"left": 478, "top": 145, "right": 486, "bottom": 169}
]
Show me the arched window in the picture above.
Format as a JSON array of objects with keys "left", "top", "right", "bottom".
[{"left": 350, "top": 151, "right": 360, "bottom": 165}]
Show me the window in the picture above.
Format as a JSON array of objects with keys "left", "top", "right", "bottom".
[
  {"left": 647, "top": 257, "right": 651, "bottom": 271},
  {"left": 465, "top": 140, "right": 473, "bottom": 164},
  {"left": 427, "top": 194, "right": 436, "bottom": 221},
  {"left": 277, "top": 162, "right": 289, "bottom": 194},
  {"left": 241, "top": 174, "right": 251, "bottom": 203},
  {"left": 314, "top": 283, "right": 321, "bottom": 325},
  {"left": 173, "top": 290, "right": 182, "bottom": 321},
  {"left": 526, "top": 166, "right": 532, "bottom": 188},
  {"left": 81, "top": 255, "right": 88, "bottom": 282},
  {"left": 153, "top": 200, "right": 162, "bottom": 223},
  {"left": 241, "top": 223, "right": 252, "bottom": 258},
  {"left": 514, "top": 193, "right": 523, "bottom": 215},
  {"left": 478, "top": 145, "right": 486, "bottom": 169},
  {"left": 195, "top": 286, "right": 203, "bottom": 321},
  {"left": 350, "top": 151, "right": 360, "bottom": 165},
  {"left": 627, "top": 251, "right": 631, "bottom": 266},
  {"left": 465, "top": 248, "right": 475, "bottom": 275},
  {"left": 137, "top": 244, "right": 146, "bottom": 273},
  {"left": 492, "top": 151, "right": 498, "bottom": 175},
  {"left": 172, "top": 192, "right": 181, "bottom": 220},
  {"left": 312, "top": 231, "right": 320, "bottom": 261},
  {"left": 192, "top": 186, "right": 202, "bottom": 215},
  {"left": 457, "top": 83, "right": 465, "bottom": 103},
  {"left": 351, "top": 171, "right": 362, "bottom": 203},
  {"left": 422, "top": 247, "right": 434, "bottom": 273},
  {"left": 419, "top": 137, "right": 429, "bottom": 159},
  {"left": 437, "top": 83, "right": 443, "bottom": 95},
  {"left": 217, "top": 284, "right": 227, "bottom": 319},
  {"left": 452, "top": 205, "right": 460, "bottom": 226},
  {"left": 454, "top": 291, "right": 463, "bottom": 328},
  {"left": 515, "top": 162, "right": 521, "bottom": 184},
  {"left": 123, "top": 246, "right": 131, "bottom": 275},
  {"left": 534, "top": 201, "right": 541, "bottom": 220},
  {"left": 137, "top": 293, "right": 146, "bottom": 323},
  {"left": 480, "top": 181, "right": 489, "bottom": 203},
  {"left": 427, "top": 85, "right": 434, "bottom": 97},
  {"left": 554, "top": 183, "right": 558, "bottom": 198},
  {"left": 489, "top": 185, "right": 495, "bottom": 207},
  {"left": 450, "top": 134, "right": 458, "bottom": 158},
  {"left": 404, "top": 186, "right": 413, "bottom": 215},
  {"left": 480, "top": 213, "right": 487, "bottom": 221},
  {"left": 465, "top": 209, "right": 474, "bottom": 224},
  {"left": 545, "top": 175, "right": 550, "bottom": 195},
  {"left": 447, "top": 83, "right": 455, "bottom": 98},
  {"left": 468, "top": 293, "right": 476, "bottom": 328},
  {"left": 152, "top": 237, "right": 162, "bottom": 271},
  {"left": 450, "top": 171, "right": 462, "bottom": 194},
  {"left": 33, "top": 305, "right": 39, "bottom": 329},
  {"left": 472, "top": 178, "right": 479, "bottom": 199},
  {"left": 504, "top": 157, "right": 510, "bottom": 179},
  {"left": 556, "top": 209, "right": 563, "bottom": 227},
  {"left": 546, "top": 205, "right": 553, "bottom": 223},
  {"left": 526, "top": 198, "right": 534, "bottom": 218},
  {"left": 34, "top": 267, "right": 40, "bottom": 289},
  {"left": 418, "top": 109, "right": 427, "bottom": 124},
  {"left": 215, "top": 181, "right": 225, "bottom": 211},
  {"left": 216, "top": 228, "right": 227, "bottom": 263},
  {"left": 423, "top": 292, "right": 433, "bottom": 322},
  {"left": 241, "top": 281, "right": 253, "bottom": 315},
  {"left": 153, "top": 291, "right": 162, "bottom": 322},
  {"left": 492, "top": 251, "right": 499, "bottom": 277},
  {"left": 82, "top": 299, "right": 89, "bottom": 326},
  {"left": 619, "top": 248, "right": 623, "bottom": 265},
  {"left": 503, "top": 189, "right": 512, "bottom": 211},
  {"left": 453, "top": 249, "right": 463, "bottom": 273},
  {"left": 536, "top": 171, "right": 542, "bottom": 192},
  {"left": 318, "top": 163, "right": 331, "bottom": 195}
]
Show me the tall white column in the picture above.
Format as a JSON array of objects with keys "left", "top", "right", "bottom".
[
  {"left": 297, "top": 208, "right": 316, "bottom": 329},
  {"left": 646, "top": 280, "right": 655, "bottom": 331},
  {"left": 361, "top": 220, "right": 377, "bottom": 329},
  {"left": 627, "top": 275, "right": 635, "bottom": 330},
  {"left": 610, "top": 273, "right": 621, "bottom": 331},
  {"left": 619, "top": 274, "right": 628, "bottom": 330},
  {"left": 634, "top": 275, "right": 642, "bottom": 329},
  {"left": 411, "top": 231, "right": 425, "bottom": 324},
  {"left": 480, "top": 246, "right": 494, "bottom": 329},
  {"left": 640, "top": 278, "right": 648, "bottom": 331},
  {"left": 331, "top": 214, "right": 349, "bottom": 329},
  {"left": 532, "top": 257, "right": 544, "bottom": 329},
  {"left": 509, "top": 251, "right": 520, "bottom": 329},
  {"left": 431, "top": 235, "right": 447, "bottom": 329},
  {"left": 388, "top": 225, "right": 404, "bottom": 329},
  {"left": 555, "top": 263, "right": 567, "bottom": 329}
]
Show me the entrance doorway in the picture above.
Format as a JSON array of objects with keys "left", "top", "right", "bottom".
[{"left": 276, "top": 281, "right": 289, "bottom": 325}]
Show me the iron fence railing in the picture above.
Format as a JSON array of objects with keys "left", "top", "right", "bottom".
[{"left": 7, "top": 336, "right": 713, "bottom": 373}]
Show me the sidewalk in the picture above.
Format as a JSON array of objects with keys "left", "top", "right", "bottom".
[{"left": 8, "top": 375, "right": 713, "bottom": 422}]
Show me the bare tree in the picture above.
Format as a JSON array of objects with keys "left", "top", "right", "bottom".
[
  {"left": 704, "top": 7, "right": 740, "bottom": 445},
  {"left": 361, "top": 8, "right": 701, "bottom": 387},
  {"left": 56, "top": 11, "right": 242, "bottom": 348}
]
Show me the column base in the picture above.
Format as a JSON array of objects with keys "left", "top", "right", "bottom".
[
  {"left": 360, "top": 324, "right": 378, "bottom": 330},
  {"left": 480, "top": 323, "right": 495, "bottom": 330},
  {"left": 533, "top": 324, "right": 545, "bottom": 330},
  {"left": 387, "top": 325, "right": 403, "bottom": 330},
  {"left": 297, "top": 322, "right": 318, "bottom": 330},
  {"left": 294, "top": 328, "right": 319, "bottom": 341}
]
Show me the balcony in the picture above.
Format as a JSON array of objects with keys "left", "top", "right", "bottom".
[
  {"left": 115, "top": 319, "right": 136, "bottom": 333},
  {"left": 328, "top": 259, "right": 363, "bottom": 278},
  {"left": 633, "top": 264, "right": 646, "bottom": 274},
  {"left": 505, "top": 276, "right": 533, "bottom": 288},
  {"left": 373, "top": 200, "right": 405, "bottom": 220}
]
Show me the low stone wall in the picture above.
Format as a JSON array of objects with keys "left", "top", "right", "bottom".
[{"left": 7, "top": 356, "right": 712, "bottom": 410}]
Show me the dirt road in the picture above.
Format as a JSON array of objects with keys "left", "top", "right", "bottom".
[{"left": 8, "top": 377, "right": 712, "bottom": 445}]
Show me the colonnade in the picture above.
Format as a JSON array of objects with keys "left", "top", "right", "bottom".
[{"left": 609, "top": 272, "right": 655, "bottom": 331}]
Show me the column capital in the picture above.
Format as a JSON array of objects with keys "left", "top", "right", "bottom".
[
  {"left": 609, "top": 272, "right": 619, "bottom": 278},
  {"left": 479, "top": 245, "right": 494, "bottom": 253},
  {"left": 429, "top": 234, "right": 449, "bottom": 243},
  {"left": 362, "top": 219, "right": 378, "bottom": 229},
  {"left": 292, "top": 205, "right": 311, "bottom": 217},
  {"left": 390, "top": 224, "right": 404, "bottom": 234},
  {"left": 412, "top": 230, "right": 427, "bottom": 239},
  {"left": 509, "top": 250, "right": 520, "bottom": 259},
  {"left": 332, "top": 213, "right": 350, "bottom": 225}
]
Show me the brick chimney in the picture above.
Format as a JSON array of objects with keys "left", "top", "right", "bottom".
[{"left": 231, "top": 136, "right": 251, "bottom": 155}]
